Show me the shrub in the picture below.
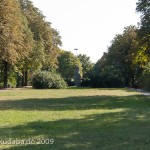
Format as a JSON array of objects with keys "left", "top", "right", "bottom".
[
  {"left": 0, "top": 83, "right": 3, "bottom": 89},
  {"left": 32, "top": 71, "right": 67, "bottom": 89},
  {"left": 8, "top": 76, "right": 17, "bottom": 88},
  {"left": 143, "top": 76, "right": 150, "bottom": 91},
  {"left": 81, "top": 78, "right": 91, "bottom": 87},
  {"left": 90, "top": 74, "right": 123, "bottom": 88}
]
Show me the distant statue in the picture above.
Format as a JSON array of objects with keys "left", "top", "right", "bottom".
[{"left": 74, "top": 65, "right": 81, "bottom": 86}]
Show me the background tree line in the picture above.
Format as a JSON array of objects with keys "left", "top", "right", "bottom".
[
  {"left": 91, "top": 0, "right": 150, "bottom": 90},
  {"left": 0, "top": 0, "right": 93, "bottom": 88},
  {"left": 0, "top": 0, "right": 149, "bottom": 90}
]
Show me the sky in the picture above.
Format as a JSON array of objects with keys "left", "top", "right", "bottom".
[{"left": 31, "top": 0, "right": 140, "bottom": 63}]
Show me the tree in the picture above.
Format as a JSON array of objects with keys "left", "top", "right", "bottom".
[
  {"left": 42, "top": 27, "right": 62, "bottom": 72},
  {"left": 136, "top": 0, "right": 150, "bottom": 47},
  {"left": 92, "top": 26, "right": 140, "bottom": 87},
  {"left": 18, "top": 0, "right": 61, "bottom": 85},
  {"left": 0, "top": 0, "right": 31, "bottom": 88},
  {"left": 57, "top": 50, "right": 82, "bottom": 84},
  {"left": 136, "top": 0, "right": 150, "bottom": 69},
  {"left": 136, "top": 0, "right": 150, "bottom": 90},
  {"left": 78, "top": 54, "right": 93, "bottom": 78},
  {"left": 107, "top": 26, "right": 140, "bottom": 86}
]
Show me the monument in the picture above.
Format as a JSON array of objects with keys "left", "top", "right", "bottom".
[{"left": 74, "top": 48, "right": 81, "bottom": 86}]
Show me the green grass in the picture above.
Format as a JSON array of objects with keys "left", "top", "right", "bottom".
[{"left": 0, "top": 88, "right": 150, "bottom": 150}]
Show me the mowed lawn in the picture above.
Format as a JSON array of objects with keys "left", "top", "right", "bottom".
[{"left": 0, "top": 88, "right": 150, "bottom": 150}]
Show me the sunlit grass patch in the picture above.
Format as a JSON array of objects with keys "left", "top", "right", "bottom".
[{"left": 0, "top": 88, "right": 149, "bottom": 150}]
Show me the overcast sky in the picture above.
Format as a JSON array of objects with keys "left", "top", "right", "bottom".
[{"left": 31, "top": 0, "right": 140, "bottom": 63}]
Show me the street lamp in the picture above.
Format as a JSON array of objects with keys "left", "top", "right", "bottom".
[
  {"left": 74, "top": 48, "right": 81, "bottom": 86},
  {"left": 74, "top": 48, "right": 78, "bottom": 56}
]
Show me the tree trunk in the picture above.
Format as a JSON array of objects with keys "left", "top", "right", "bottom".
[
  {"left": 21, "top": 70, "right": 25, "bottom": 86},
  {"left": 25, "top": 70, "right": 28, "bottom": 86},
  {"left": 3, "top": 61, "right": 8, "bottom": 89},
  {"left": 22, "top": 69, "right": 28, "bottom": 86}
]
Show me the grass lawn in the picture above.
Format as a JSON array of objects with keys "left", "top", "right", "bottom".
[{"left": 0, "top": 88, "right": 150, "bottom": 150}]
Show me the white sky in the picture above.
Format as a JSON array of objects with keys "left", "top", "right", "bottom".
[{"left": 31, "top": 0, "right": 140, "bottom": 63}]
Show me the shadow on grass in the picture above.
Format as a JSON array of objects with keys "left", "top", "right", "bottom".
[
  {"left": 0, "top": 95, "right": 150, "bottom": 111},
  {"left": 67, "top": 87, "right": 125, "bottom": 90},
  {"left": 0, "top": 95, "right": 150, "bottom": 150},
  {"left": 1, "top": 111, "right": 150, "bottom": 150}
]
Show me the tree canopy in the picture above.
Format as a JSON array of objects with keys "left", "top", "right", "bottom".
[
  {"left": 90, "top": 0, "right": 150, "bottom": 90},
  {"left": 0, "top": 0, "right": 62, "bottom": 88},
  {"left": 0, "top": 0, "right": 149, "bottom": 90},
  {"left": 57, "top": 50, "right": 82, "bottom": 84}
]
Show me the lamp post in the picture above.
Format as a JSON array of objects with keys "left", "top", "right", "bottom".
[
  {"left": 74, "top": 48, "right": 81, "bottom": 86},
  {"left": 74, "top": 48, "right": 78, "bottom": 56}
]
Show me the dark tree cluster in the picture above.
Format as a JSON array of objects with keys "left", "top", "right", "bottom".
[{"left": 90, "top": 0, "right": 150, "bottom": 90}]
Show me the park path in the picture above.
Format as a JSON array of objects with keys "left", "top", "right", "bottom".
[
  {"left": 125, "top": 88, "right": 150, "bottom": 96},
  {"left": 136, "top": 89, "right": 150, "bottom": 96}
]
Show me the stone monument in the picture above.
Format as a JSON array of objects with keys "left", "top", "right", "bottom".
[
  {"left": 74, "top": 65, "right": 81, "bottom": 86},
  {"left": 74, "top": 48, "right": 81, "bottom": 86}
]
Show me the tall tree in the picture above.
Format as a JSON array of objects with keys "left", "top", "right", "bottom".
[
  {"left": 108, "top": 26, "right": 139, "bottom": 86},
  {"left": 92, "top": 26, "right": 140, "bottom": 87},
  {"left": 136, "top": 0, "right": 150, "bottom": 70},
  {"left": 136, "top": 0, "right": 150, "bottom": 47},
  {"left": 136, "top": 0, "right": 150, "bottom": 90},
  {"left": 18, "top": 0, "right": 61, "bottom": 85},
  {"left": 0, "top": 0, "right": 31, "bottom": 88}
]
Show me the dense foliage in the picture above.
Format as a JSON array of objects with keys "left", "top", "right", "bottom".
[
  {"left": 0, "top": 0, "right": 149, "bottom": 90},
  {"left": 57, "top": 50, "right": 82, "bottom": 85},
  {"left": 77, "top": 54, "right": 93, "bottom": 86},
  {"left": 0, "top": 0, "right": 62, "bottom": 88},
  {"left": 32, "top": 71, "right": 67, "bottom": 89},
  {"left": 91, "top": 0, "right": 150, "bottom": 90}
]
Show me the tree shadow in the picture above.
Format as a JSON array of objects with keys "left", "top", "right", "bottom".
[
  {"left": 0, "top": 95, "right": 149, "bottom": 111},
  {"left": 1, "top": 110, "right": 150, "bottom": 150},
  {"left": 0, "top": 94, "right": 150, "bottom": 149}
]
